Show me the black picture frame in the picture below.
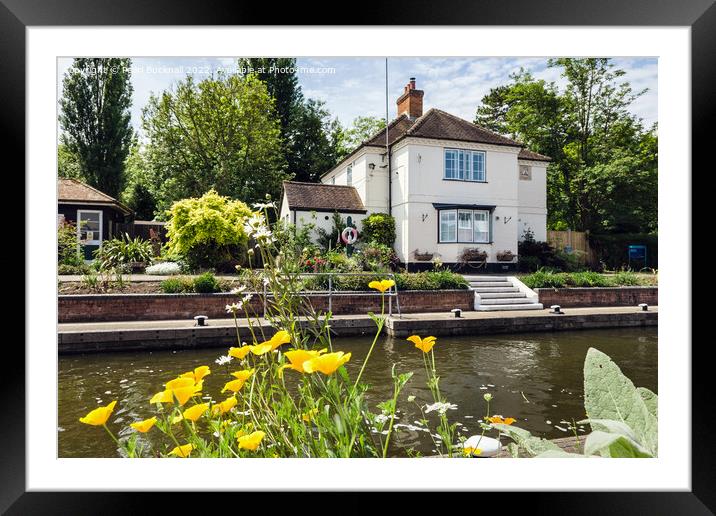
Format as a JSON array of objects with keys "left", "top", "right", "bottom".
[{"left": 5, "top": 0, "right": 708, "bottom": 512}]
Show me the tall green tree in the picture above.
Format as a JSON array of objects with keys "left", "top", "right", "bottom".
[
  {"left": 59, "top": 58, "right": 134, "bottom": 198},
  {"left": 337, "top": 116, "right": 387, "bottom": 158},
  {"left": 57, "top": 143, "right": 81, "bottom": 179},
  {"left": 121, "top": 143, "right": 157, "bottom": 220},
  {"left": 142, "top": 73, "right": 287, "bottom": 212},
  {"left": 238, "top": 58, "right": 342, "bottom": 182},
  {"left": 475, "top": 59, "right": 656, "bottom": 234}
]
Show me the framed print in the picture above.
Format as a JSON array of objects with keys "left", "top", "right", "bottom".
[{"left": 4, "top": 0, "right": 711, "bottom": 512}]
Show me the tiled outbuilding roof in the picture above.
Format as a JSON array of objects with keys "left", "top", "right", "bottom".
[
  {"left": 58, "top": 178, "right": 132, "bottom": 214},
  {"left": 283, "top": 181, "right": 367, "bottom": 213}
]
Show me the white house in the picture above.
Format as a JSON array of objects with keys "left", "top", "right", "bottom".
[{"left": 280, "top": 78, "right": 550, "bottom": 272}]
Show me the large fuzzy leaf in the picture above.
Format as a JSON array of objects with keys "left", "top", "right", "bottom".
[
  {"left": 584, "top": 431, "right": 653, "bottom": 458},
  {"left": 637, "top": 387, "right": 658, "bottom": 419},
  {"left": 492, "top": 424, "right": 561, "bottom": 456},
  {"left": 583, "top": 348, "right": 658, "bottom": 456}
]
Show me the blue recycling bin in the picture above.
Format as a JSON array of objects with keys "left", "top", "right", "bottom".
[{"left": 628, "top": 245, "right": 647, "bottom": 268}]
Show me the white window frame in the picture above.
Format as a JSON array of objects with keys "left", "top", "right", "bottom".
[
  {"left": 438, "top": 208, "right": 491, "bottom": 243},
  {"left": 346, "top": 164, "right": 352, "bottom": 186},
  {"left": 444, "top": 149, "right": 487, "bottom": 182},
  {"left": 76, "top": 209, "right": 103, "bottom": 247},
  {"left": 439, "top": 210, "right": 457, "bottom": 243}
]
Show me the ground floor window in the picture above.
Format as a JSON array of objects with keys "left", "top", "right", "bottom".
[{"left": 439, "top": 208, "right": 490, "bottom": 243}]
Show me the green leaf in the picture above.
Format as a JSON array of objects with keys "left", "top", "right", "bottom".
[
  {"left": 584, "top": 431, "right": 653, "bottom": 458},
  {"left": 535, "top": 449, "right": 586, "bottom": 458},
  {"left": 577, "top": 418, "right": 638, "bottom": 442},
  {"left": 492, "top": 424, "right": 561, "bottom": 456},
  {"left": 583, "top": 348, "right": 658, "bottom": 456},
  {"left": 636, "top": 387, "right": 658, "bottom": 419}
]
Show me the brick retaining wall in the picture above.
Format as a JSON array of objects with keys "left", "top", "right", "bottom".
[
  {"left": 58, "top": 289, "right": 474, "bottom": 323},
  {"left": 536, "top": 287, "right": 657, "bottom": 308}
]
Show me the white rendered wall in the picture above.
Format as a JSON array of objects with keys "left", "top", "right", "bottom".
[
  {"left": 517, "top": 160, "right": 548, "bottom": 242},
  {"left": 398, "top": 138, "right": 522, "bottom": 263}
]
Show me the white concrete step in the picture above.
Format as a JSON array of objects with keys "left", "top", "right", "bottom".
[
  {"left": 473, "top": 287, "right": 520, "bottom": 293},
  {"left": 468, "top": 281, "right": 513, "bottom": 288},
  {"left": 466, "top": 276, "right": 510, "bottom": 283},
  {"left": 478, "top": 292, "right": 527, "bottom": 299},
  {"left": 477, "top": 303, "right": 545, "bottom": 311},
  {"left": 480, "top": 297, "right": 533, "bottom": 305}
]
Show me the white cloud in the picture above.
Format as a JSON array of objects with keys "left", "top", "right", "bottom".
[{"left": 56, "top": 56, "right": 658, "bottom": 136}]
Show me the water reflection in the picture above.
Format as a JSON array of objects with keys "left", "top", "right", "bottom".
[{"left": 58, "top": 327, "right": 657, "bottom": 458}]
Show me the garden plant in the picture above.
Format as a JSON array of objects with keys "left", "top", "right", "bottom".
[{"left": 78, "top": 206, "right": 657, "bottom": 458}]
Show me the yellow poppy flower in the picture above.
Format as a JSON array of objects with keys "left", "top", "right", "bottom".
[
  {"left": 302, "top": 408, "right": 319, "bottom": 422},
  {"left": 150, "top": 390, "right": 173, "bottom": 404},
  {"left": 130, "top": 416, "right": 157, "bottom": 433},
  {"left": 237, "top": 430, "right": 266, "bottom": 451},
  {"left": 228, "top": 345, "right": 252, "bottom": 360},
  {"left": 303, "top": 351, "right": 352, "bottom": 375},
  {"left": 464, "top": 447, "right": 482, "bottom": 456},
  {"left": 368, "top": 279, "right": 395, "bottom": 293},
  {"left": 180, "top": 365, "right": 211, "bottom": 382},
  {"left": 250, "top": 342, "right": 273, "bottom": 356},
  {"left": 168, "top": 443, "right": 194, "bottom": 458},
  {"left": 212, "top": 396, "right": 238, "bottom": 416},
  {"left": 277, "top": 349, "right": 326, "bottom": 377},
  {"left": 266, "top": 330, "right": 292, "bottom": 350},
  {"left": 406, "top": 335, "right": 437, "bottom": 353},
  {"left": 487, "top": 416, "right": 516, "bottom": 425},
  {"left": 222, "top": 369, "right": 255, "bottom": 393},
  {"left": 79, "top": 400, "right": 117, "bottom": 426},
  {"left": 151, "top": 378, "right": 203, "bottom": 406},
  {"left": 182, "top": 403, "right": 209, "bottom": 422}
]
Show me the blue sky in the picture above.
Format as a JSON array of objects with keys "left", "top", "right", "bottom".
[{"left": 58, "top": 57, "right": 657, "bottom": 136}]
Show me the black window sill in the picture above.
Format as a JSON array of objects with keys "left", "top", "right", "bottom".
[
  {"left": 442, "top": 178, "right": 488, "bottom": 183},
  {"left": 437, "top": 241, "right": 493, "bottom": 245}
]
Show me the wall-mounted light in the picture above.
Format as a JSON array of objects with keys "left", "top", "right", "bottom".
[
  {"left": 368, "top": 163, "right": 376, "bottom": 170},
  {"left": 417, "top": 154, "right": 422, "bottom": 163}
]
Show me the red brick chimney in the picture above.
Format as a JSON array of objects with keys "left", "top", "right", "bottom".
[{"left": 396, "top": 77, "right": 424, "bottom": 119}]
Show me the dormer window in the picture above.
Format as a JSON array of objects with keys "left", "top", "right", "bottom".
[{"left": 444, "top": 149, "right": 486, "bottom": 182}]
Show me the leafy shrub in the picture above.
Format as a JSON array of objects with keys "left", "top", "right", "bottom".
[
  {"left": 58, "top": 221, "right": 83, "bottom": 266},
  {"left": 520, "top": 269, "right": 650, "bottom": 289},
  {"left": 567, "top": 271, "right": 611, "bottom": 287},
  {"left": 520, "top": 269, "right": 567, "bottom": 289},
  {"left": 58, "top": 263, "right": 90, "bottom": 275},
  {"left": 611, "top": 270, "right": 641, "bottom": 286},
  {"left": 145, "top": 262, "right": 182, "bottom": 275},
  {"left": 589, "top": 233, "right": 658, "bottom": 270},
  {"left": 396, "top": 271, "right": 469, "bottom": 291},
  {"left": 517, "top": 229, "right": 568, "bottom": 272},
  {"left": 315, "top": 213, "right": 347, "bottom": 253},
  {"left": 160, "top": 276, "right": 194, "bottom": 293},
  {"left": 358, "top": 242, "right": 399, "bottom": 272},
  {"left": 324, "top": 250, "right": 362, "bottom": 273},
  {"left": 94, "top": 233, "right": 153, "bottom": 270},
  {"left": 361, "top": 213, "right": 396, "bottom": 247},
  {"left": 165, "top": 190, "right": 252, "bottom": 270},
  {"left": 193, "top": 272, "right": 221, "bottom": 293}
]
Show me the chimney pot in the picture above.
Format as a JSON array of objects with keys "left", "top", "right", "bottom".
[{"left": 397, "top": 77, "right": 424, "bottom": 119}]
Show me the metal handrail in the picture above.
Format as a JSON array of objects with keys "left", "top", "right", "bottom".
[{"left": 259, "top": 271, "right": 401, "bottom": 318}]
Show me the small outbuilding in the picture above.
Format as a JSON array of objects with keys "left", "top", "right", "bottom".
[
  {"left": 280, "top": 180, "right": 368, "bottom": 236},
  {"left": 57, "top": 178, "right": 134, "bottom": 260}
]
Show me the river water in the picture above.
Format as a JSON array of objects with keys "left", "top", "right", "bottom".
[{"left": 58, "top": 327, "right": 657, "bottom": 457}]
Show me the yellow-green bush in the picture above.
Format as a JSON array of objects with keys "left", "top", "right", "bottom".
[{"left": 165, "top": 190, "right": 252, "bottom": 271}]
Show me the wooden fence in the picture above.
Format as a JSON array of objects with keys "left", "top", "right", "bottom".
[{"left": 547, "top": 230, "right": 597, "bottom": 266}]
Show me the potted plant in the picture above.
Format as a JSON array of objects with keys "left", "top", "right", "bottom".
[
  {"left": 496, "top": 250, "right": 515, "bottom": 262},
  {"left": 413, "top": 249, "right": 434, "bottom": 261},
  {"left": 459, "top": 248, "right": 488, "bottom": 263}
]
